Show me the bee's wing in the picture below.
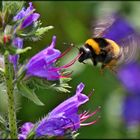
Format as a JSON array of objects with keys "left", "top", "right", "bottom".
[
  {"left": 117, "top": 34, "right": 140, "bottom": 65},
  {"left": 92, "top": 13, "right": 136, "bottom": 45},
  {"left": 92, "top": 14, "right": 115, "bottom": 37}
]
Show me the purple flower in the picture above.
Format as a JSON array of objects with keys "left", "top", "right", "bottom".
[
  {"left": 35, "top": 83, "right": 99, "bottom": 137},
  {"left": 9, "top": 37, "right": 23, "bottom": 70},
  {"left": 18, "top": 122, "right": 34, "bottom": 140},
  {"left": 122, "top": 95, "right": 140, "bottom": 125},
  {"left": 13, "top": 2, "right": 40, "bottom": 29},
  {"left": 118, "top": 62, "right": 140, "bottom": 94},
  {"left": 25, "top": 35, "right": 80, "bottom": 81}
]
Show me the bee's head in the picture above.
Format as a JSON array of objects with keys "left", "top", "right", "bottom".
[{"left": 78, "top": 47, "right": 92, "bottom": 63}]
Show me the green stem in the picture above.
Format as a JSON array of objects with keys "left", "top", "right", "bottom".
[{"left": 4, "top": 50, "right": 17, "bottom": 139}]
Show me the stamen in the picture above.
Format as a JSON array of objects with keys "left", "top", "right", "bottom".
[
  {"left": 80, "top": 116, "right": 100, "bottom": 126},
  {"left": 48, "top": 71, "right": 73, "bottom": 79},
  {"left": 59, "top": 74, "right": 71, "bottom": 79},
  {"left": 48, "top": 53, "right": 82, "bottom": 72},
  {"left": 63, "top": 107, "right": 100, "bottom": 130},
  {"left": 60, "top": 71, "right": 73, "bottom": 78},
  {"left": 79, "top": 111, "right": 89, "bottom": 118},
  {"left": 80, "top": 120, "right": 97, "bottom": 126},
  {"left": 88, "top": 89, "right": 95, "bottom": 98},
  {"left": 80, "top": 106, "right": 101, "bottom": 122},
  {"left": 57, "top": 47, "right": 72, "bottom": 59}
]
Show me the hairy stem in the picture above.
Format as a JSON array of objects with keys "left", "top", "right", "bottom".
[{"left": 4, "top": 51, "right": 17, "bottom": 139}]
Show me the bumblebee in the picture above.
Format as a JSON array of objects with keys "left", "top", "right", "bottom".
[{"left": 78, "top": 13, "right": 140, "bottom": 72}]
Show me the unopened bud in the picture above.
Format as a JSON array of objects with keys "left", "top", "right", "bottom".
[{"left": 3, "top": 35, "right": 11, "bottom": 44}]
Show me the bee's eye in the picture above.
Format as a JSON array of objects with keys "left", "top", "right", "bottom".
[{"left": 79, "top": 47, "right": 85, "bottom": 53}]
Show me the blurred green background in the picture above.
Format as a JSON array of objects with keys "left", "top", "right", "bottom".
[{"left": 1, "top": 1, "right": 140, "bottom": 139}]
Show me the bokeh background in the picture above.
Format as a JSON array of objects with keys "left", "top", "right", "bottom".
[{"left": 1, "top": 1, "right": 140, "bottom": 139}]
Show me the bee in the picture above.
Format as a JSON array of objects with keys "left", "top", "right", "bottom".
[{"left": 78, "top": 13, "right": 140, "bottom": 73}]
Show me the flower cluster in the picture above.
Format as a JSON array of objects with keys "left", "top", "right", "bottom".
[
  {"left": 9, "top": 37, "right": 23, "bottom": 70},
  {"left": 13, "top": 2, "right": 40, "bottom": 29},
  {"left": 18, "top": 83, "right": 99, "bottom": 139},
  {"left": 0, "top": 2, "right": 100, "bottom": 140}
]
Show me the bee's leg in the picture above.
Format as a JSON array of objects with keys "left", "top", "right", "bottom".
[
  {"left": 100, "top": 64, "right": 106, "bottom": 75},
  {"left": 110, "top": 66, "right": 117, "bottom": 74},
  {"left": 91, "top": 58, "right": 97, "bottom": 66},
  {"left": 103, "top": 53, "right": 113, "bottom": 64}
]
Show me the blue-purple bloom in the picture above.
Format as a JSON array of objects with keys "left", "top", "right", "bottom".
[
  {"left": 25, "top": 35, "right": 80, "bottom": 81},
  {"left": 118, "top": 62, "right": 140, "bottom": 126},
  {"left": 35, "top": 83, "right": 99, "bottom": 137},
  {"left": 18, "top": 122, "right": 34, "bottom": 140},
  {"left": 25, "top": 36, "right": 61, "bottom": 81},
  {"left": 118, "top": 62, "right": 140, "bottom": 94},
  {"left": 122, "top": 95, "right": 140, "bottom": 125},
  {"left": 9, "top": 37, "right": 23, "bottom": 70},
  {"left": 13, "top": 2, "right": 40, "bottom": 29}
]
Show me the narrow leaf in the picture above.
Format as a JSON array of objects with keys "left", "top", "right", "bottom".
[
  {"left": 35, "top": 26, "right": 54, "bottom": 36},
  {"left": 17, "top": 82, "right": 44, "bottom": 106},
  {"left": 0, "top": 115, "right": 6, "bottom": 130}
]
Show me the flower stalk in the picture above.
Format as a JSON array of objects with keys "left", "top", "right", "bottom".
[{"left": 4, "top": 50, "right": 17, "bottom": 139}]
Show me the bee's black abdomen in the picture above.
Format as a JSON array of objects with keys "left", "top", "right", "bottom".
[{"left": 93, "top": 38, "right": 109, "bottom": 48}]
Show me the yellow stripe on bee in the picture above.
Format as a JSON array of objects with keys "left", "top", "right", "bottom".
[
  {"left": 106, "top": 39, "right": 120, "bottom": 56},
  {"left": 85, "top": 39, "right": 100, "bottom": 55}
]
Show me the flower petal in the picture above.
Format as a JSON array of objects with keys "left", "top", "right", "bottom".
[
  {"left": 48, "top": 83, "right": 89, "bottom": 118},
  {"left": 26, "top": 36, "right": 61, "bottom": 80},
  {"left": 76, "top": 82, "right": 85, "bottom": 94},
  {"left": 18, "top": 122, "right": 34, "bottom": 140},
  {"left": 13, "top": 8, "right": 26, "bottom": 21},
  {"left": 36, "top": 117, "right": 70, "bottom": 137},
  {"left": 118, "top": 62, "right": 140, "bottom": 94},
  {"left": 9, "top": 37, "right": 23, "bottom": 70},
  {"left": 21, "top": 13, "right": 40, "bottom": 29},
  {"left": 123, "top": 95, "right": 140, "bottom": 125}
]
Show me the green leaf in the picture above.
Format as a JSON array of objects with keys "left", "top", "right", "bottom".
[
  {"left": 2, "top": 1, "right": 25, "bottom": 12},
  {"left": 2, "top": 1, "right": 25, "bottom": 24},
  {"left": 24, "top": 76, "right": 72, "bottom": 93},
  {"left": 7, "top": 45, "right": 32, "bottom": 55},
  {"left": 27, "top": 77, "right": 52, "bottom": 90},
  {"left": 35, "top": 26, "right": 54, "bottom": 36},
  {"left": 0, "top": 115, "right": 9, "bottom": 139},
  {"left": 17, "top": 82, "right": 44, "bottom": 106},
  {"left": 0, "top": 130, "right": 10, "bottom": 139},
  {"left": 16, "top": 47, "right": 32, "bottom": 54},
  {"left": 0, "top": 115, "right": 6, "bottom": 130},
  {"left": 17, "top": 20, "right": 53, "bottom": 41},
  {"left": 0, "top": 83, "right": 6, "bottom": 95},
  {"left": 50, "top": 77, "right": 72, "bottom": 93}
]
